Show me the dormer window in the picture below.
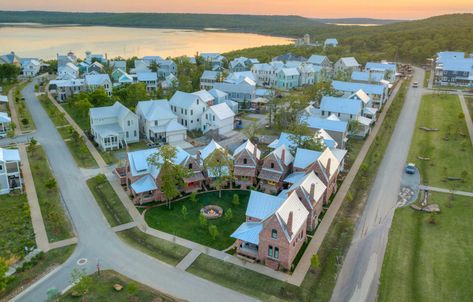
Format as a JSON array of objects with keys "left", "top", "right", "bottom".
[
  {"left": 188, "top": 163, "right": 193, "bottom": 169},
  {"left": 243, "top": 158, "right": 247, "bottom": 165},
  {"left": 271, "top": 229, "right": 277, "bottom": 239},
  {"left": 270, "top": 162, "right": 274, "bottom": 169}
]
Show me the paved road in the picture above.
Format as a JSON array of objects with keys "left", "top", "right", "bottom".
[
  {"left": 14, "top": 81, "right": 257, "bottom": 302},
  {"left": 331, "top": 68, "right": 425, "bottom": 302}
]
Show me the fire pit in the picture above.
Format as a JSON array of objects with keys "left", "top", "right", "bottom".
[{"left": 200, "top": 205, "right": 223, "bottom": 219}]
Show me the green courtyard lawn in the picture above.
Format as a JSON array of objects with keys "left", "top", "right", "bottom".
[
  {"left": 117, "top": 228, "right": 190, "bottom": 266},
  {"left": 379, "top": 193, "right": 473, "bottom": 302},
  {"left": 27, "top": 145, "right": 73, "bottom": 242},
  {"left": 187, "top": 254, "right": 304, "bottom": 302},
  {"left": 408, "top": 94, "right": 473, "bottom": 191},
  {"left": 0, "top": 193, "right": 35, "bottom": 262},
  {"left": 15, "top": 82, "right": 36, "bottom": 132},
  {"left": 59, "top": 270, "right": 182, "bottom": 302},
  {"left": 87, "top": 175, "right": 132, "bottom": 227},
  {"left": 144, "top": 190, "right": 250, "bottom": 250},
  {"left": 1, "top": 245, "right": 76, "bottom": 301}
]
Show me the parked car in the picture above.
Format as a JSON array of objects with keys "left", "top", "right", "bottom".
[
  {"left": 405, "top": 163, "right": 416, "bottom": 174},
  {"left": 412, "top": 82, "right": 419, "bottom": 88}
]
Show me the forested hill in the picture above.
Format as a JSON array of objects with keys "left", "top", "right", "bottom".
[{"left": 0, "top": 11, "right": 472, "bottom": 63}]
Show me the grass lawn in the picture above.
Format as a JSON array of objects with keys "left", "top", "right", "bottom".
[
  {"left": 15, "top": 82, "right": 36, "bottom": 132},
  {"left": 423, "top": 70, "right": 431, "bottom": 88},
  {"left": 38, "top": 95, "right": 68, "bottom": 126},
  {"left": 408, "top": 94, "right": 473, "bottom": 191},
  {"left": 344, "top": 138, "right": 364, "bottom": 170},
  {"left": 117, "top": 228, "right": 190, "bottom": 266},
  {"left": 86, "top": 175, "right": 132, "bottom": 227},
  {"left": 1, "top": 245, "right": 76, "bottom": 301},
  {"left": 0, "top": 193, "right": 35, "bottom": 262},
  {"left": 65, "top": 139, "right": 98, "bottom": 169},
  {"left": 187, "top": 254, "right": 304, "bottom": 302},
  {"left": 144, "top": 190, "right": 250, "bottom": 250},
  {"left": 27, "top": 145, "right": 73, "bottom": 242},
  {"left": 379, "top": 193, "right": 473, "bottom": 302},
  {"left": 62, "top": 102, "right": 90, "bottom": 131},
  {"left": 59, "top": 270, "right": 182, "bottom": 302}
]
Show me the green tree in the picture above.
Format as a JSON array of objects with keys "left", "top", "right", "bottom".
[
  {"left": 204, "top": 148, "right": 233, "bottom": 198},
  {"left": 243, "top": 122, "right": 258, "bottom": 140},
  {"left": 232, "top": 193, "right": 240, "bottom": 206},
  {"left": 147, "top": 145, "right": 190, "bottom": 208},
  {"left": 199, "top": 212, "right": 207, "bottom": 227},
  {"left": 208, "top": 225, "right": 219, "bottom": 240},
  {"left": 348, "top": 120, "right": 363, "bottom": 136},
  {"left": 224, "top": 208, "right": 233, "bottom": 222},
  {"left": 287, "top": 123, "right": 324, "bottom": 153},
  {"left": 190, "top": 191, "right": 197, "bottom": 204},
  {"left": 181, "top": 205, "right": 188, "bottom": 219}
]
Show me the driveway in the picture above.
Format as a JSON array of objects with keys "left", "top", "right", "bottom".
[
  {"left": 331, "top": 68, "right": 425, "bottom": 302},
  {"left": 14, "top": 81, "right": 257, "bottom": 302}
]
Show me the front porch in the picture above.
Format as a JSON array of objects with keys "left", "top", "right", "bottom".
[
  {"left": 235, "top": 176, "right": 255, "bottom": 190},
  {"left": 236, "top": 241, "right": 259, "bottom": 260}
]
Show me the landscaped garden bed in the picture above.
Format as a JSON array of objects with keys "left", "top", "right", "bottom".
[{"left": 144, "top": 190, "right": 250, "bottom": 250}]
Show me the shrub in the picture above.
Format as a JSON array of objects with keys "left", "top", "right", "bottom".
[
  {"left": 45, "top": 177, "right": 57, "bottom": 190},
  {"left": 181, "top": 205, "right": 188, "bottom": 219},
  {"left": 199, "top": 213, "right": 207, "bottom": 227},
  {"left": 190, "top": 191, "right": 197, "bottom": 204},
  {"left": 224, "top": 208, "right": 233, "bottom": 222},
  {"left": 232, "top": 194, "right": 240, "bottom": 206},
  {"left": 21, "top": 118, "right": 29, "bottom": 125},
  {"left": 311, "top": 254, "right": 320, "bottom": 269},
  {"left": 208, "top": 225, "right": 218, "bottom": 240}
]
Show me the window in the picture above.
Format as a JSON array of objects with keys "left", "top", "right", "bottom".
[
  {"left": 268, "top": 246, "right": 273, "bottom": 257},
  {"left": 191, "top": 110, "right": 193, "bottom": 115},
  {"left": 243, "top": 158, "right": 247, "bottom": 165},
  {"left": 127, "top": 120, "right": 131, "bottom": 126},
  {"left": 274, "top": 247, "right": 279, "bottom": 259},
  {"left": 197, "top": 99, "right": 199, "bottom": 105},
  {"left": 134, "top": 130, "right": 137, "bottom": 137},
  {"left": 155, "top": 121, "right": 158, "bottom": 126},
  {"left": 271, "top": 229, "right": 277, "bottom": 239},
  {"left": 188, "top": 163, "right": 193, "bottom": 169},
  {"left": 126, "top": 132, "right": 129, "bottom": 138},
  {"left": 213, "top": 115, "right": 215, "bottom": 121},
  {"left": 0, "top": 165, "right": 2, "bottom": 171},
  {"left": 270, "top": 162, "right": 274, "bottom": 169}
]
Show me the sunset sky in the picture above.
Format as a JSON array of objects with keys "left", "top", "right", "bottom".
[{"left": 0, "top": 0, "right": 472, "bottom": 19}]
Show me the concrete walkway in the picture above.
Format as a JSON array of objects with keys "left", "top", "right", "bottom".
[
  {"left": 111, "top": 222, "right": 137, "bottom": 232},
  {"left": 176, "top": 250, "right": 202, "bottom": 270},
  {"left": 288, "top": 78, "right": 404, "bottom": 286},
  {"left": 48, "top": 237, "right": 78, "bottom": 250},
  {"left": 419, "top": 185, "right": 473, "bottom": 197},
  {"left": 18, "top": 145, "right": 50, "bottom": 252},
  {"left": 458, "top": 92, "right": 473, "bottom": 146}
]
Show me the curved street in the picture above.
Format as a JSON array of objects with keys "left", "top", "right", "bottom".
[
  {"left": 13, "top": 81, "right": 257, "bottom": 302},
  {"left": 330, "top": 68, "right": 425, "bottom": 302}
]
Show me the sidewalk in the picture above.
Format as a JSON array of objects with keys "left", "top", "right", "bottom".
[
  {"left": 419, "top": 185, "right": 473, "bottom": 197},
  {"left": 18, "top": 145, "right": 50, "bottom": 252},
  {"left": 458, "top": 92, "right": 473, "bottom": 146},
  {"left": 288, "top": 80, "right": 404, "bottom": 286}
]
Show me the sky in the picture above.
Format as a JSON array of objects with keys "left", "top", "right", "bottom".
[{"left": 0, "top": 0, "right": 472, "bottom": 19}]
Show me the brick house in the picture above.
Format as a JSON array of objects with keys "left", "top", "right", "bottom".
[
  {"left": 126, "top": 147, "right": 202, "bottom": 204},
  {"left": 231, "top": 190, "right": 309, "bottom": 270},
  {"left": 233, "top": 140, "right": 261, "bottom": 189},
  {"left": 258, "top": 145, "right": 294, "bottom": 194}
]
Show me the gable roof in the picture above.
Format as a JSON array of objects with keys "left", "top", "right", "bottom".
[
  {"left": 267, "top": 144, "right": 294, "bottom": 166},
  {"left": 137, "top": 72, "right": 157, "bottom": 81},
  {"left": 288, "top": 171, "right": 327, "bottom": 205},
  {"left": 365, "top": 62, "right": 397, "bottom": 72},
  {"left": 169, "top": 91, "right": 201, "bottom": 109},
  {"left": 89, "top": 101, "right": 131, "bottom": 120},
  {"left": 201, "top": 70, "right": 219, "bottom": 80},
  {"left": 338, "top": 57, "right": 360, "bottom": 68},
  {"left": 208, "top": 103, "right": 235, "bottom": 120},
  {"left": 246, "top": 190, "right": 286, "bottom": 221},
  {"left": 230, "top": 222, "right": 263, "bottom": 245},
  {"left": 308, "top": 54, "right": 329, "bottom": 65},
  {"left": 208, "top": 88, "right": 228, "bottom": 99},
  {"left": 351, "top": 71, "right": 385, "bottom": 83},
  {"left": 131, "top": 174, "right": 158, "bottom": 194},
  {"left": 275, "top": 192, "right": 309, "bottom": 241},
  {"left": 293, "top": 148, "right": 322, "bottom": 170},
  {"left": 136, "top": 100, "right": 177, "bottom": 121},
  {"left": 85, "top": 74, "right": 111, "bottom": 86},
  {"left": 233, "top": 140, "right": 261, "bottom": 159},
  {"left": 301, "top": 115, "right": 348, "bottom": 133},
  {"left": 332, "top": 80, "right": 385, "bottom": 95},
  {"left": 192, "top": 90, "right": 214, "bottom": 103},
  {"left": 279, "top": 68, "right": 300, "bottom": 77},
  {"left": 349, "top": 89, "right": 371, "bottom": 105},
  {"left": 127, "top": 146, "right": 190, "bottom": 178},
  {"left": 320, "top": 96, "right": 363, "bottom": 115},
  {"left": 199, "top": 139, "right": 226, "bottom": 161}
]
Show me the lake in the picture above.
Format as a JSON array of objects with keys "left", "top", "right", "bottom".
[{"left": 0, "top": 24, "right": 291, "bottom": 60}]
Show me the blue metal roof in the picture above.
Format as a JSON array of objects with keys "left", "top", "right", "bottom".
[
  {"left": 130, "top": 175, "right": 157, "bottom": 194},
  {"left": 351, "top": 71, "right": 384, "bottom": 82},
  {"left": 332, "top": 80, "right": 385, "bottom": 95},
  {"left": 320, "top": 96, "right": 363, "bottom": 115},
  {"left": 365, "top": 62, "right": 396, "bottom": 72},
  {"left": 246, "top": 191, "right": 285, "bottom": 221},
  {"left": 231, "top": 222, "right": 263, "bottom": 245},
  {"left": 294, "top": 148, "right": 322, "bottom": 169},
  {"left": 301, "top": 115, "right": 348, "bottom": 133}
]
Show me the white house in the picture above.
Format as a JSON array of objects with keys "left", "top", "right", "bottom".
[
  {"left": 135, "top": 100, "right": 187, "bottom": 144},
  {"left": 58, "top": 62, "right": 79, "bottom": 80},
  {"left": 200, "top": 70, "right": 220, "bottom": 90},
  {"left": 0, "top": 148, "right": 22, "bottom": 195},
  {"left": 86, "top": 61, "right": 104, "bottom": 74},
  {"left": 21, "top": 59, "right": 41, "bottom": 77},
  {"left": 0, "top": 112, "right": 11, "bottom": 137},
  {"left": 136, "top": 72, "right": 158, "bottom": 92},
  {"left": 334, "top": 57, "right": 361, "bottom": 76},
  {"left": 49, "top": 79, "right": 86, "bottom": 101},
  {"left": 307, "top": 55, "right": 332, "bottom": 68},
  {"left": 211, "top": 76, "right": 256, "bottom": 103},
  {"left": 89, "top": 102, "right": 139, "bottom": 151},
  {"left": 365, "top": 62, "right": 397, "bottom": 82},
  {"left": 324, "top": 38, "right": 338, "bottom": 48},
  {"left": 201, "top": 103, "right": 235, "bottom": 136},
  {"left": 85, "top": 74, "right": 112, "bottom": 96},
  {"left": 297, "top": 63, "right": 316, "bottom": 86},
  {"left": 229, "top": 57, "right": 259, "bottom": 72},
  {"left": 169, "top": 91, "right": 208, "bottom": 131}
]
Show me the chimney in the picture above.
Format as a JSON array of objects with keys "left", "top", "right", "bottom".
[
  {"left": 281, "top": 148, "right": 286, "bottom": 165},
  {"left": 287, "top": 211, "right": 294, "bottom": 237},
  {"left": 253, "top": 143, "right": 258, "bottom": 157},
  {"left": 310, "top": 183, "right": 315, "bottom": 199},
  {"left": 326, "top": 158, "right": 331, "bottom": 177}
]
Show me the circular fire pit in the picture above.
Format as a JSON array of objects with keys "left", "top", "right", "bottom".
[{"left": 200, "top": 205, "right": 223, "bottom": 219}]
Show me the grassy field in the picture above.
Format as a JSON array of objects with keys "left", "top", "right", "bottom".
[
  {"left": 38, "top": 95, "right": 68, "bottom": 126},
  {"left": 59, "top": 270, "right": 182, "bottom": 302},
  {"left": 15, "top": 82, "right": 36, "bottom": 132},
  {"left": 117, "top": 228, "right": 190, "bottom": 266},
  {"left": 1, "top": 245, "right": 76, "bottom": 301},
  {"left": 187, "top": 254, "right": 304, "bottom": 302},
  {"left": 86, "top": 175, "right": 132, "bottom": 227},
  {"left": 423, "top": 70, "right": 431, "bottom": 88},
  {"left": 379, "top": 193, "right": 473, "bottom": 302},
  {"left": 0, "top": 193, "right": 35, "bottom": 261},
  {"left": 144, "top": 190, "right": 250, "bottom": 250},
  {"left": 62, "top": 102, "right": 90, "bottom": 131},
  {"left": 407, "top": 94, "right": 473, "bottom": 191},
  {"left": 27, "top": 145, "right": 73, "bottom": 242}
]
